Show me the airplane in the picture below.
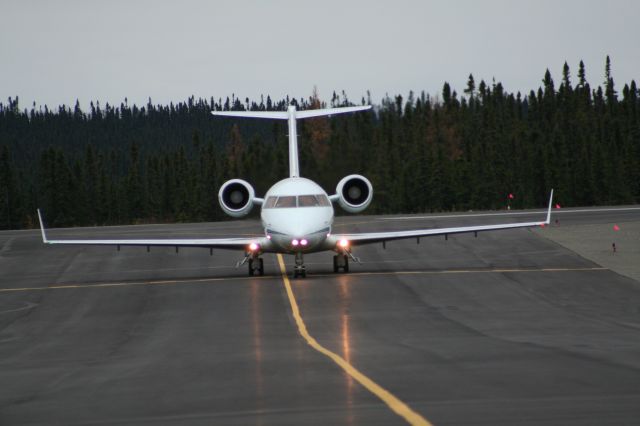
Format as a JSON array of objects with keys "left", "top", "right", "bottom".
[{"left": 38, "top": 104, "right": 554, "bottom": 278}]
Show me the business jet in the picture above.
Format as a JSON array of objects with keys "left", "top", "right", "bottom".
[{"left": 38, "top": 104, "right": 553, "bottom": 278}]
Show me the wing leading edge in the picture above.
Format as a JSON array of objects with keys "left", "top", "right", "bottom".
[
  {"left": 37, "top": 210, "right": 262, "bottom": 251},
  {"left": 333, "top": 190, "right": 554, "bottom": 246}
]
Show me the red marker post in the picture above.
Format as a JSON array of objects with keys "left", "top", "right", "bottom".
[{"left": 553, "top": 203, "right": 561, "bottom": 225}]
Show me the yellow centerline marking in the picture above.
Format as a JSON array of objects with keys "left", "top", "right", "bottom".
[{"left": 276, "top": 254, "right": 432, "bottom": 426}]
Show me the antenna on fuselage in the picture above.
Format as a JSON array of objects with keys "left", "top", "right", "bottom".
[{"left": 211, "top": 104, "right": 372, "bottom": 178}]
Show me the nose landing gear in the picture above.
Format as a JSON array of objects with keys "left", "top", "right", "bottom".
[{"left": 293, "top": 252, "right": 306, "bottom": 278}]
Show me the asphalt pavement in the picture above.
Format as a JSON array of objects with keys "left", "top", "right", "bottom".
[{"left": 1, "top": 206, "right": 639, "bottom": 425}]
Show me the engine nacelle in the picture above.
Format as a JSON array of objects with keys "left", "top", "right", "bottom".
[
  {"left": 218, "top": 179, "right": 256, "bottom": 218},
  {"left": 335, "top": 174, "right": 373, "bottom": 213}
]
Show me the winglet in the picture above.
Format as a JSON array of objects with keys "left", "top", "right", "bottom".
[
  {"left": 546, "top": 189, "right": 554, "bottom": 224},
  {"left": 37, "top": 209, "right": 48, "bottom": 243}
]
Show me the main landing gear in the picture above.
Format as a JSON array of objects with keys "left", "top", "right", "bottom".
[
  {"left": 236, "top": 251, "right": 264, "bottom": 276},
  {"left": 288, "top": 250, "right": 359, "bottom": 279},
  {"left": 248, "top": 257, "right": 264, "bottom": 276},
  {"left": 293, "top": 252, "right": 306, "bottom": 278},
  {"left": 333, "top": 254, "right": 350, "bottom": 273}
]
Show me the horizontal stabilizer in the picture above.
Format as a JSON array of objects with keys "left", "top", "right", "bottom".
[
  {"left": 295, "top": 105, "right": 371, "bottom": 119},
  {"left": 210, "top": 111, "right": 289, "bottom": 119},
  {"left": 211, "top": 105, "right": 372, "bottom": 120}
]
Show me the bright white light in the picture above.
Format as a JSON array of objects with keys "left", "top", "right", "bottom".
[
  {"left": 300, "top": 239, "right": 308, "bottom": 246},
  {"left": 249, "top": 242, "right": 259, "bottom": 251},
  {"left": 338, "top": 239, "right": 349, "bottom": 248},
  {"left": 291, "top": 239, "right": 299, "bottom": 246}
]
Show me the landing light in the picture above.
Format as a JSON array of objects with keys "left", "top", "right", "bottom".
[
  {"left": 300, "top": 239, "right": 308, "bottom": 246},
  {"left": 338, "top": 239, "right": 349, "bottom": 248},
  {"left": 291, "top": 239, "right": 299, "bottom": 246},
  {"left": 249, "top": 242, "right": 259, "bottom": 251}
]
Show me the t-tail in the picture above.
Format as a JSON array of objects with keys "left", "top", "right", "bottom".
[{"left": 212, "top": 105, "right": 371, "bottom": 178}]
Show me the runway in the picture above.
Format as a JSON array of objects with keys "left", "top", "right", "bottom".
[{"left": 1, "top": 207, "right": 639, "bottom": 425}]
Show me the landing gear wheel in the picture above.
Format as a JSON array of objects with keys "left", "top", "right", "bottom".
[
  {"left": 333, "top": 254, "right": 350, "bottom": 273},
  {"left": 248, "top": 257, "right": 263, "bottom": 276},
  {"left": 293, "top": 252, "right": 306, "bottom": 278}
]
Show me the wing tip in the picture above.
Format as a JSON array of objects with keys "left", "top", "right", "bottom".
[
  {"left": 546, "top": 189, "right": 554, "bottom": 224},
  {"left": 37, "top": 208, "right": 48, "bottom": 243}
]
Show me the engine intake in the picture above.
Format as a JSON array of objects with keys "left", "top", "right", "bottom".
[
  {"left": 335, "top": 175, "right": 373, "bottom": 213},
  {"left": 219, "top": 179, "right": 256, "bottom": 217}
]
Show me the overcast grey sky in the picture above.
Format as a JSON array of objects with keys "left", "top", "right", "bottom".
[{"left": 1, "top": 0, "right": 639, "bottom": 108}]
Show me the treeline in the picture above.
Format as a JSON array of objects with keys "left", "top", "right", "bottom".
[{"left": 0, "top": 57, "right": 638, "bottom": 229}]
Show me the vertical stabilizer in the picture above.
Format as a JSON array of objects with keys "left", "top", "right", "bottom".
[{"left": 287, "top": 106, "right": 300, "bottom": 178}]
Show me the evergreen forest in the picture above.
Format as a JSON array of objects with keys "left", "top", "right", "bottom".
[{"left": 0, "top": 57, "right": 638, "bottom": 230}]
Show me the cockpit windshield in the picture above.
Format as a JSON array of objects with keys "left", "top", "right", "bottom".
[
  {"left": 274, "top": 196, "right": 297, "bottom": 208},
  {"left": 263, "top": 194, "right": 331, "bottom": 209},
  {"left": 298, "top": 194, "right": 330, "bottom": 207},
  {"left": 263, "top": 196, "right": 277, "bottom": 208}
]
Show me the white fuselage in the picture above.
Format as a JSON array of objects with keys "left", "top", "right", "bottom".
[{"left": 260, "top": 177, "right": 334, "bottom": 254}]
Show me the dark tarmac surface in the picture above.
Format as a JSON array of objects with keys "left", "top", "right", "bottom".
[{"left": 1, "top": 207, "right": 639, "bottom": 425}]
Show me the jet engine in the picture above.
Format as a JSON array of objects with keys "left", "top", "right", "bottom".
[
  {"left": 219, "top": 179, "right": 256, "bottom": 217},
  {"left": 335, "top": 174, "right": 373, "bottom": 213}
]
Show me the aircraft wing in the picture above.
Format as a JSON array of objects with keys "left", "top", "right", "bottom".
[
  {"left": 334, "top": 190, "right": 554, "bottom": 246},
  {"left": 37, "top": 210, "right": 262, "bottom": 251}
]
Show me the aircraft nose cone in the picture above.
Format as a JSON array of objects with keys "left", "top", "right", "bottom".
[{"left": 290, "top": 224, "right": 312, "bottom": 238}]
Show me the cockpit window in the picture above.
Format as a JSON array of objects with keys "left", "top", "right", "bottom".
[
  {"left": 317, "top": 194, "right": 331, "bottom": 206},
  {"left": 264, "top": 196, "right": 277, "bottom": 209},
  {"left": 298, "top": 194, "right": 331, "bottom": 207},
  {"left": 297, "top": 195, "right": 319, "bottom": 207},
  {"left": 274, "top": 196, "right": 297, "bottom": 208},
  {"left": 263, "top": 194, "right": 331, "bottom": 209}
]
